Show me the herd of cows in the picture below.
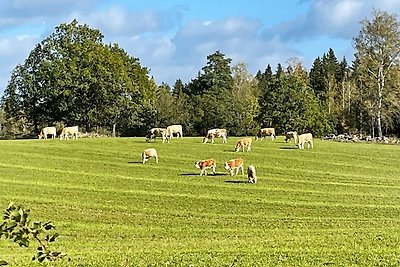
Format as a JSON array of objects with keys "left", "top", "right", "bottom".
[
  {"left": 143, "top": 125, "right": 314, "bottom": 183},
  {"left": 37, "top": 124, "right": 314, "bottom": 184}
]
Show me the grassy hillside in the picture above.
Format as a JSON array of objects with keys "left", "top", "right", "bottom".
[{"left": 0, "top": 137, "right": 400, "bottom": 266}]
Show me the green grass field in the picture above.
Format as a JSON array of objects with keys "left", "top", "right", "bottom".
[{"left": 1, "top": 136, "right": 400, "bottom": 266}]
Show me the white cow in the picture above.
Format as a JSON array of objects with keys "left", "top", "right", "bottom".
[
  {"left": 203, "top": 128, "right": 227, "bottom": 144},
  {"left": 297, "top": 133, "right": 313, "bottom": 149},
  {"left": 164, "top": 125, "right": 183, "bottom": 143},
  {"left": 142, "top": 148, "right": 158, "bottom": 164},
  {"left": 59, "top": 126, "right": 79, "bottom": 140},
  {"left": 38, "top": 127, "right": 57, "bottom": 140}
]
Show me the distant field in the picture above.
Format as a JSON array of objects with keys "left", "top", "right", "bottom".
[{"left": 0, "top": 136, "right": 400, "bottom": 266}]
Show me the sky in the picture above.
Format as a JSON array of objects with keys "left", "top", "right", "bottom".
[{"left": 1, "top": 0, "right": 400, "bottom": 97}]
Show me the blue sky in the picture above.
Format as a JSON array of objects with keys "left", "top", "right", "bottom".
[{"left": 1, "top": 0, "right": 399, "bottom": 96}]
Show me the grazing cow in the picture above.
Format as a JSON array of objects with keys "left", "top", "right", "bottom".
[
  {"left": 247, "top": 165, "right": 257, "bottom": 184},
  {"left": 235, "top": 137, "right": 252, "bottom": 152},
  {"left": 38, "top": 127, "right": 57, "bottom": 140},
  {"left": 203, "top": 128, "right": 228, "bottom": 144},
  {"left": 194, "top": 159, "right": 216, "bottom": 176},
  {"left": 256, "top": 128, "right": 275, "bottom": 141},
  {"left": 59, "top": 126, "right": 79, "bottom": 140},
  {"left": 165, "top": 125, "right": 183, "bottom": 142},
  {"left": 142, "top": 148, "right": 158, "bottom": 164},
  {"left": 224, "top": 158, "right": 244, "bottom": 176},
  {"left": 285, "top": 131, "right": 298, "bottom": 143},
  {"left": 297, "top": 133, "right": 313, "bottom": 149},
  {"left": 146, "top": 128, "right": 167, "bottom": 143}
]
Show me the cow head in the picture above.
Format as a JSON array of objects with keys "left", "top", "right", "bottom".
[
  {"left": 224, "top": 162, "right": 230, "bottom": 170},
  {"left": 194, "top": 161, "right": 201, "bottom": 169}
]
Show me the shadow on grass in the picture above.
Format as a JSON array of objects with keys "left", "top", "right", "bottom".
[
  {"left": 128, "top": 161, "right": 143, "bottom": 164},
  {"left": 224, "top": 180, "right": 248, "bottom": 184},
  {"left": 180, "top": 173, "right": 228, "bottom": 177},
  {"left": 280, "top": 147, "right": 298, "bottom": 150}
]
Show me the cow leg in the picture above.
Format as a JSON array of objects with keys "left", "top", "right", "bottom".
[
  {"left": 155, "top": 155, "right": 159, "bottom": 163},
  {"left": 240, "top": 166, "right": 244, "bottom": 175}
]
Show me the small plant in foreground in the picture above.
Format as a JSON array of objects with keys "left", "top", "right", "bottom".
[{"left": 0, "top": 202, "right": 66, "bottom": 265}]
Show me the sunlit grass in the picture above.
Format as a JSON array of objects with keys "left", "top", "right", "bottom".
[{"left": 1, "top": 137, "right": 400, "bottom": 266}]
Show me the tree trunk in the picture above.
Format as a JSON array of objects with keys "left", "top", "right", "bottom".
[
  {"left": 112, "top": 123, "right": 116, "bottom": 138},
  {"left": 377, "top": 65, "right": 384, "bottom": 138}
]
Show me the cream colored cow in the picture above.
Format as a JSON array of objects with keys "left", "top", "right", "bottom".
[
  {"left": 59, "top": 126, "right": 79, "bottom": 140},
  {"left": 297, "top": 133, "right": 313, "bottom": 149},
  {"left": 235, "top": 137, "right": 252, "bottom": 152},
  {"left": 142, "top": 148, "right": 158, "bottom": 164},
  {"left": 38, "top": 127, "right": 57, "bottom": 139}
]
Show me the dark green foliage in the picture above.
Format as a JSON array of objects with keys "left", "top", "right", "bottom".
[
  {"left": 0, "top": 202, "right": 65, "bottom": 265},
  {"left": 256, "top": 62, "right": 330, "bottom": 136},
  {"left": 2, "top": 20, "right": 156, "bottom": 136},
  {"left": 185, "top": 51, "right": 237, "bottom": 135}
]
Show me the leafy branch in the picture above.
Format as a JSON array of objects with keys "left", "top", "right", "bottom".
[{"left": 0, "top": 202, "right": 66, "bottom": 265}]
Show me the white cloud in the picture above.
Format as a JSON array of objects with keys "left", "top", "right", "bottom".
[
  {"left": 69, "top": 5, "right": 183, "bottom": 38},
  {"left": 265, "top": 0, "right": 400, "bottom": 41}
]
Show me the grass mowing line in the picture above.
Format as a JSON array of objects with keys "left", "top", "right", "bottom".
[
  {"left": 3, "top": 156, "right": 399, "bottom": 191},
  {"left": 265, "top": 164, "right": 400, "bottom": 187},
  {"left": 5, "top": 189, "right": 400, "bottom": 228},
  {"left": 2, "top": 179, "right": 400, "bottom": 210},
  {"left": 2, "top": 173, "right": 399, "bottom": 204},
  {"left": 2, "top": 161, "right": 400, "bottom": 201}
]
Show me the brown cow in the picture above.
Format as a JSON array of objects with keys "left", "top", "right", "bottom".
[
  {"left": 224, "top": 158, "right": 244, "bottom": 176},
  {"left": 194, "top": 159, "right": 217, "bottom": 176}
]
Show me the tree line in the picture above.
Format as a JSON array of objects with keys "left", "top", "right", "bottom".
[{"left": 1, "top": 10, "right": 400, "bottom": 139}]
